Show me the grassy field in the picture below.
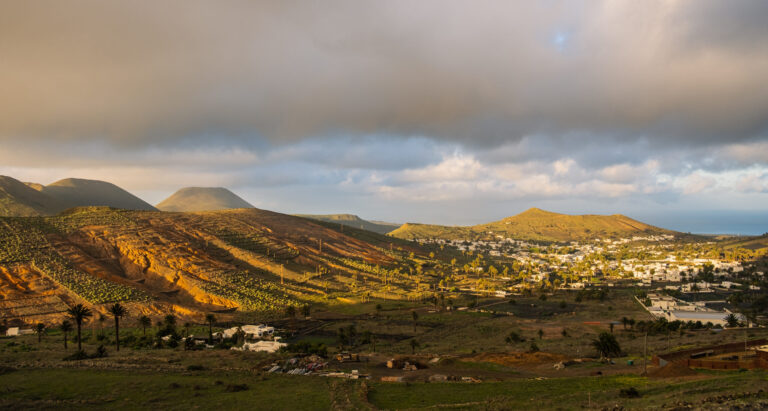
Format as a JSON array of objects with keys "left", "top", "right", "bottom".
[
  {"left": 3, "top": 290, "right": 768, "bottom": 410},
  {"left": 1, "top": 366, "right": 767, "bottom": 410}
]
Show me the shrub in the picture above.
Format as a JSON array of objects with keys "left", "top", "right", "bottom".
[
  {"left": 63, "top": 350, "right": 90, "bottom": 361},
  {"left": 225, "top": 384, "right": 249, "bottom": 392},
  {"left": 619, "top": 387, "right": 640, "bottom": 398}
]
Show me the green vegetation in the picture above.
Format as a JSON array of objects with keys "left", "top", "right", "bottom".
[
  {"left": 1, "top": 367, "right": 767, "bottom": 410},
  {"left": 0, "top": 216, "right": 150, "bottom": 304}
]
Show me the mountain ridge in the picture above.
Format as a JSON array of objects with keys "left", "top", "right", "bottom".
[
  {"left": 0, "top": 175, "right": 68, "bottom": 216},
  {"left": 389, "top": 207, "right": 675, "bottom": 242},
  {"left": 296, "top": 213, "right": 400, "bottom": 235},
  {"left": 42, "top": 178, "right": 157, "bottom": 211}
]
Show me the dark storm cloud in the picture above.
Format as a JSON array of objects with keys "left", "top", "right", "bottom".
[{"left": 1, "top": 1, "right": 767, "bottom": 151}]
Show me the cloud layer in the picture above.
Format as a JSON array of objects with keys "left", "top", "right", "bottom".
[
  {"left": 2, "top": 1, "right": 768, "bottom": 146},
  {"left": 1, "top": 1, "right": 767, "bottom": 233}
]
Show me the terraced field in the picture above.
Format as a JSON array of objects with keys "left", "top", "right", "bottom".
[{"left": 0, "top": 207, "right": 437, "bottom": 325}]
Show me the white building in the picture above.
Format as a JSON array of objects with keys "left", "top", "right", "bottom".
[
  {"left": 5, "top": 327, "right": 34, "bottom": 336},
  {"left": 234, "top": 340, "right": 287, "bottom": 353},
  {"left": 222, "top": 324, "right": 275, "bottom": 340}
]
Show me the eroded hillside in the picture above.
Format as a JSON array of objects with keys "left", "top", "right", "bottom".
[{"left": 0, "top": 207, "right": 426, "bottom": 325}]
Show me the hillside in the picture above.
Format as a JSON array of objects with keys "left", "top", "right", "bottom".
[
  {"left": 157, "top": 187, "right": 253, "bottom": 212},
  {"left": 0, "top": 207, "right": 425, "bottom": 324},
  {"left": 42, "top": 178, "right": 156, "bottom": 211},
  {"left": 296, "top": 214, "right": 399, "bottom": 234},
  {"left": 0, "top": 175, "right": 68, "bottom": 217},
  {"left": 389, "top": 207, "right": 674, "bottom": 242}
]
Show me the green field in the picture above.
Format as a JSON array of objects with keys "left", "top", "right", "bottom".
[{"left": 1, "top": 367, "right": 767, "bottom": 410}]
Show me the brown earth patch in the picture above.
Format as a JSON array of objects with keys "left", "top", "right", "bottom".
[
  {"left": 467, "top": 351, "right": 570, "bottom": 367},
  {"left": 648, "top": 362, "right": 698, "bottom": 378}
]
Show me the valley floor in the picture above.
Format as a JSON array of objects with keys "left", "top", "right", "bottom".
[
  {"left": 2, "top": 291, "right": 768, "bottom": 410},
  {"left": 1, "top": 366, "right": 768, "bottom": 410}
]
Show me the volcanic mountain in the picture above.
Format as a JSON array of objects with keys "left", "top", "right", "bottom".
[
  {"left": 0, "top": 175, "right": 68, "bottom": 216},
  {"left": 296, "top": 214, "right": 399, "bottom": 235},
  {"left": 40, "top": 178, "right": 157, "bottom": 211},
  {"left": 157, "top": 187, "right": 254, "bottom": 212},
  {"left": 389, "top": 207, "right": 674, "bottom": 242}
]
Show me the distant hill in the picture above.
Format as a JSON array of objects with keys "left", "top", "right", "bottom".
[
  {"left": 717, "top": 234, "right": 768, "bottom": 252},
  {"left": 389, "top": 207, "right": 675, "bottom": 242},
  {"left": 0, "top": 175, "right": 67, "bottom": 216},
  {"left": 296, "top": 214, "right": 400, "bottom": 235},
  {"left": 41, "top": 178, "right": 157, "bottom": 211},
  {"left": 157, "top": 187, "right": 253, "bottom": 212}
]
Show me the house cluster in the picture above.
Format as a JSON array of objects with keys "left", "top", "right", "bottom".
[
  {"left": 642, "top": 293, "right": 743, "bottom": 326},
  {"left": 182, "top": 323, "right": 286, "bottom": 352},
  {"left": 629, "top": 258, "right": 745, "bottom": 284}
]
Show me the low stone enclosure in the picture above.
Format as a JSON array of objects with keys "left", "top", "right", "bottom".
[{"left": 653, "top": 339, "right": 768, "bottom": 371}]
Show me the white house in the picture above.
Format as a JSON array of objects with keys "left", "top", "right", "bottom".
[
  {"left": 222, "top": 324, "right": 275, "bottom": 340},
  {"left": 5, "top": 327, "right": 34, "bottom": 337},
  {"left": 234, "top": 340, "right": 287, "bottom": 353}
]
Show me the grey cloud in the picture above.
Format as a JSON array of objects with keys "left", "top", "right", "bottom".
[{"left": 1, "top": 1, "right": 767, "bottom": 150}]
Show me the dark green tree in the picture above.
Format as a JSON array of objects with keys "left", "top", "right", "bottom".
[
  {"left": 108, "top": 303, "right": 127, "bottom": 351},
  {"left": 205, "top": 314, "right": 216, "bottom": 344},
  {"left": 67, "top": 304, "right": 93, "bottom": 351},
  {"left": 61, "top": 320, "right": 73, "bottom": 350},
  {"left": 410, "top": 339, "right": 420, "bottom": 354},
  {"left": 139, "top": 315, "right": 151, "bottom": 336},
  {"left": 35, "top": 323, "right": 45, "bottom": 343},
  {"left": 592, "top": 332, "right": 621, "bottom": 359}
]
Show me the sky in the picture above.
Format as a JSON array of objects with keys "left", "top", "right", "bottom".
[{"left": 1, "top": 1, "right": 768, "bottom": 234}]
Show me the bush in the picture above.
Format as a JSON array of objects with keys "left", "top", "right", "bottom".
[
  {"left": 187, "top": 364, "right": 206, "bottom": 371},
  {"left": 63, "top": 346, "right": 107, "bottom": 361},
  {"left": 94, "top": 345, "right": 108, "bottom": 358},
  {"left": 619, "top": 387, "right": 640, "bottom": 398},
  {"left": 225, "top": 384, "right": 249, "bottom": 392},
  {"left": 286, "top": 341, "right": 328, "bottom": 357},
  {"left": 63, "top": 350, "right": 90, "bottom": 361}
]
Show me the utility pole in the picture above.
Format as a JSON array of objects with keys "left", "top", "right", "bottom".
[{"left": 643, "top": 332, "right": 648, "bottom": 376}]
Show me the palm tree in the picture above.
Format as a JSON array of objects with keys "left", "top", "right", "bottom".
[
  {"left": 109, "top": 303, "right": 127, "bottom": 351},
  {"left": 139, "top": 315, "right": 151, "bottom": 336},
  {"left": 98, "top": 314, "right": 106, "bottom": 336},
  {"left": 412, "top": 311, "right": 419, "bottom": 332},
  {"left": 164, "top": 314, "right": 176, "bottom": 327},
  {"left": 592, "top": 332, "right": 621, "bottom": 359},
  {"left": 35, "top": 323, "right": 45, "bottom": 343},
  {"left": 61, "top": 320, "right": 73, "bottom": 350},
  {"left": 67, "top": 304, "right": 93, "bottom": 351},
  {"left": 409, "top": 339, "right": 420, "bottom": 354},
  {"left": 205, "top": 314, "right": 216, "bottom": 344}
]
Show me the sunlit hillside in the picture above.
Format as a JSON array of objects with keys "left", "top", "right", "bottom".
[{"left": 389, "top": 208, "right": 674, "bottom": 242}]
